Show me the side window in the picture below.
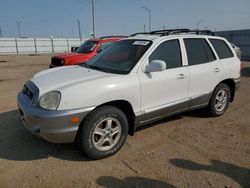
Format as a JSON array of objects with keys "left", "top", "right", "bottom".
[
  {"left": 209, "top": 39, "right": 234, "bottom": 59},
  {"left": 184, "top": 38, "right": 216, "bottom": 66},
  {"left": 149, "top": 39, "right": 182, "bottom": 69}
]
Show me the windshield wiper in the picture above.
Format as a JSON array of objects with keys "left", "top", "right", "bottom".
[{"left": 79, "top": 63, "right": 90, "bottom": 68}]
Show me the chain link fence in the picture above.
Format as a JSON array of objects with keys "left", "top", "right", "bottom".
[{"left": 0, "top": 37, "right": 88, "bottom": 54}]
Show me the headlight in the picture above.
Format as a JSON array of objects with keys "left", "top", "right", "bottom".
[{"left": 39, "top": 91, "right": 61, "bottom": 110}]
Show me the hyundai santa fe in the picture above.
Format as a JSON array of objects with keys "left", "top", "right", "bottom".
[{"left": 17, "top": 29, "right": 241, "bottom": 159}]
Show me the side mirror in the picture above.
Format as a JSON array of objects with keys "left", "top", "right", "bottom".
[
  {"left": 144, "top": 60, "right": 166, "bottom": 73},
  {"left": 71, "top": 46, "right": 79, "bottom": 52}
]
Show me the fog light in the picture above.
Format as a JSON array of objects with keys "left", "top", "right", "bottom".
[{"left": 70, "top": 117, "right": 80, "bottom": 124}]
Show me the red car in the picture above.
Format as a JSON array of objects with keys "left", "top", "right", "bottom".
[{"left": 49, "top": 36, "right": 125, "bottom": 68}]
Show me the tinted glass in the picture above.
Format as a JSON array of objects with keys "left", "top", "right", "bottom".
[
  {"left": 209, "top": 39, "right": 234, "bottom": 59},
  {"left": 99, "top": 42, "right": 113, "bottom": 51},
  {"left": 149, "top": 40, "right": 182, "bottom": 69},
  {"left": 82, "top": 40, "right": 152, "bottom": 74},
  {"left": 184, "top": 38, "right": 215, "bottom": 66},
  {"left": 77, "top": 40, "right": 98, "bottom": 53},
  {"left": 203, "top": 40, "right": 216, "bottom": 62}
]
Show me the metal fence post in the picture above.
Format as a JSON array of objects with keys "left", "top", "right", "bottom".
[
  {"left": 51, "top": 37, "right": 54, "bottom": 53},
  {"left": 34, "top": 38, "right": 37, "bottom": 54},
  {"left": 15, "top": 38, "right": 19, "bottom": 54},
  {"left": 66, "top": 38, "right": 69, "bottom": 52}
]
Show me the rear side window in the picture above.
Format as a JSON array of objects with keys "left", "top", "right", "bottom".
[
  {"left": 209, "top": 39, "right": 234, "bottom": 59},
  {"left": 149, "top": 39, "right": 182, "bottom": 69},
  {"left": 184, "top": 38, "right": 216, "bottom": 66}
]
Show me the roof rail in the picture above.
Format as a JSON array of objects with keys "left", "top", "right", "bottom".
[
  {"left": 130, "top": 29, "right": 215, "bottom": 37},
  {"left": 150, "top": 29, "right": 190, "bottom": 36},
  {"left": 99, "top": 35, "right": 127, "bottom": 39},
  {"left": 130, "top": 32, "right": 151, "bottom": 37}
]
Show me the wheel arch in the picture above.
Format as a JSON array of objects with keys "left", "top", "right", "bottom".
[
  {"left": 96, "top": 100, "right": 136, "bottom": 136},
  {"left": 220, "top": 79, "right": 236, "bottom": 102}
]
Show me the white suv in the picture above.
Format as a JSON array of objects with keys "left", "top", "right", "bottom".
[{"left": 17, "top": 29, "right": 241, "bottom": 159}]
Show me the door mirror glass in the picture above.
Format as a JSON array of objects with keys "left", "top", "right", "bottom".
[{"left": 144, "top": 60, "right": 166, "bottom": 73}]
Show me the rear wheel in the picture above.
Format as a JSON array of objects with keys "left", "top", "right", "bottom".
[
  {"left": 208, "top": 83, "right": 231, "bottom": 117},
  {"left": 77, "top": 106, "right": 128, "bottom": 159}
]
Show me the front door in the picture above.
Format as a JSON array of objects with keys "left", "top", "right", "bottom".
[{"left": 139, "top": 39, "right": 189, "bottom": 123}]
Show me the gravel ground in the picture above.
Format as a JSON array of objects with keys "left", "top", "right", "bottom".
[{"left": 0, "top": 55, "right": 249, "bottom": 188}]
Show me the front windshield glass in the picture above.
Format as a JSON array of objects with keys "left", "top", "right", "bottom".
[
  {"left": 76, "top": 40, "right": 98, "bottom": 53},
  {"left": 82, "top": 40, "right": 152, "bottom": 74}
]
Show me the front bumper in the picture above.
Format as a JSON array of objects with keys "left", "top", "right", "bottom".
[{"left": 17, "top": 92, "right": 94, "bottom": 143}]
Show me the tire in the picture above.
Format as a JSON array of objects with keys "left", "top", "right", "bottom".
[
  {"left": 76, "top": 106, "right": 128, "bottom": 160},
  {"left": 208, "top": 83, "right": 231, "bottom": 117}
]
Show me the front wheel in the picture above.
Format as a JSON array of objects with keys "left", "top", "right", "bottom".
[
  {"left": 77, "top": 106, "right": 128, "bottom": 159},
  {"left": 208, "top": 83, "right": 231, "bottom": 117}
]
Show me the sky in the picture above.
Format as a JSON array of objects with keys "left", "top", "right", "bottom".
[{"left": 0, "top": 0, "right": 250, "bottom": 38}]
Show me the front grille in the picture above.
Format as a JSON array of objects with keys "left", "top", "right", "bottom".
[
  {"left": 51, "top": 57, "right": 63, "bottom": 66},
  {"left": 22, "top": 85, "right": 34, "bottom": 100}
]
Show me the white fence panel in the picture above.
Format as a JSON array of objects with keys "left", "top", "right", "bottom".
[{"left": 0, "top": 37, "right": 88, "bottom": 54}]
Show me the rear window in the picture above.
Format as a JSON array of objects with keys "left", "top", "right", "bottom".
[
  {"left": 184, "top": 38, "right": 216, "bottom": 66},
  {"left": 209, "top": 39, "right": 234, "bottom": 59}
]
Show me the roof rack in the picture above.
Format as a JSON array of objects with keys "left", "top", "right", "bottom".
[
  {"left": 99, "top": 35, "right": 127, "bottom": 39},
  {"left": 130, "top": 29, "right": 215, "bottom": 37}
]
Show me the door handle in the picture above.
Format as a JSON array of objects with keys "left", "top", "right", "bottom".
[
  {"left": 214, "top": 68, "right": 220, "bottom": 72},
  {"left": 177, "top": 73, "right": 186, "bottom": 79}
]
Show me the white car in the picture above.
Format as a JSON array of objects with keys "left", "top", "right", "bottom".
[{"left": 17, "top": 29, "right": 241, "bottom": 159}]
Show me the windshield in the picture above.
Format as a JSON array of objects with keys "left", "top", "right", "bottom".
[
  {"left": 76, "top": 40, "right": 98, "bottom": 53},
  {"left": 81, "top": 40, "right": 152, "bottom": 74}
]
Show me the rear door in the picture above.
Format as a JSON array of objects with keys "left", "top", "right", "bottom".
[
  {"left": 209, "top": 38, "right": 240, "bottom": 79},
  {"left": 183, "top": 38, "right": 223, "bottom": 107}
]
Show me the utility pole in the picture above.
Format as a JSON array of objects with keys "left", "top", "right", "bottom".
[
  {"left": 16, "top": 21, "right": 21, "bottom": 38},
  {"left": 92, "top": 0, "right": 96, "bottom": 38},
  {"left": 77, "top": 20, "right": 82, "bottom": 40},
  {"left": 142, "top": 6, "right": 151, "bottom": 32},
  {"left": 143, "top": 24, "right": 146, "bottom": 33},
  {"left": 0, "top": 26, "right": 2, "bottom": 38},
  {"left": 71, "top": 26, "right": 75, "bottom": 38}
]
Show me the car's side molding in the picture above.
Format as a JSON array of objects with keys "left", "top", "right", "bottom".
[{"left": 134, "top": 92, "right": 212, "bottom": 129}]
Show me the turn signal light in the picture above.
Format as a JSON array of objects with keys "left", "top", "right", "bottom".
[{"left": 70, "top": 117, "right": 80, "bottom": 124}]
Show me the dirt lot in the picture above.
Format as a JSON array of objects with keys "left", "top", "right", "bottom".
[{"left": 0, "top": 55, "right": 249, "bottom": 188}]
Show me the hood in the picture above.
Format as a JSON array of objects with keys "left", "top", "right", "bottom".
[
  {"left": 54, "top": 52, "right": 92, "bottom": 62},
  {"left": 54, "top": 52, "right": 86, "bottom": 58},
  {"left": 31, "top": 66, "right": 108, "bottom": 95}
]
